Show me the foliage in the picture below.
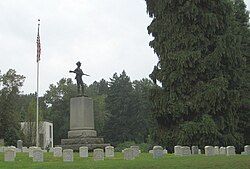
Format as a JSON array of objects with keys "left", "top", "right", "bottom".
[
  {"left": 145, "top": 0, "right": 247, "bottom": 151},
  {"left": 114, "top": 141, "right": 136, "bottom": 152},
  {"left": 42, "top": 78, "right": 76, "bottom": 145},
  {"left": 233, "top": 0, "right": 250, "bottom": 145},
  {"left": 0, "top": 69, "right": 25, "bottom": 145},
  {"left": 86, "top": 79, "right": 110, "bottom": 135},
  {"left": 103, "top": 71, "right": 137, "bottom": 145}
]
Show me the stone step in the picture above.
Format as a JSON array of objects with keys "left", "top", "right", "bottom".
[
  {"left": 61, "top": 137, "right": 104, "bottom": 145},
  {"left": 56, "top": 143, "right": 110, "bottom": 151}
]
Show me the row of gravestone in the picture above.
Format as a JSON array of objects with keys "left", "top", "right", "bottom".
[
  {"left": 173, "top": 145, "right": 250, "bottom": 156},
  {"left": 2, "top": 146, "right": 116, "bottom": 162}
]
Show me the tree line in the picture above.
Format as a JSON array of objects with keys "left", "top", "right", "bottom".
[
  {"left": 0, "top": 69, "right": 155, "bottom": 148},
  {"left": 0, "top": 0, "right": 249, "bottom": 153}
]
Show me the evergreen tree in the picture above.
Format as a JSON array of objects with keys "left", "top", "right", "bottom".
[
  {"left": 145, "top": 0, "right": 245, "bottom": 151},
  {"left": 232, "top": 0, "right": 250, "bottom": 144},
  {"left": 43, "top": 78, "right": 76, "bottom": 144},
  {"left": 86, "top": 79, "right": 110, "bottom": 135},
  {"left": 0, "top": 69, "right": 25, "bottom": 145},
  {"left": 133, "top": 78, "right": 155, "bottom": 143},
  {"left": 103, "top": 71, "right": 136, "bottom": 145}
]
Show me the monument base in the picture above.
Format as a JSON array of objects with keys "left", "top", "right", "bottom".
[
  {"left": 56, "top": 96, "right": 110, "bottom": 151},
  {"left": 68, "top": 130, "right": 97, "bottom": 138}
]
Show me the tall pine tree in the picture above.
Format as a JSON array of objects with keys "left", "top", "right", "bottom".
[{"left": 146, "top": 0, "right": 245, "bottom": 151}]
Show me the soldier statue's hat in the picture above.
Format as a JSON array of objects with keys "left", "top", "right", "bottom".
[{"left": 76, "top": 61, "right": 81, "bottom": 66}]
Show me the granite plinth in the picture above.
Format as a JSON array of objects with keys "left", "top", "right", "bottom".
[
  {"left": 59, "top": 96, "right": 109, "bottom": 151},
  {"left": 70, "top": 97, "right": 94, "bottom": 130},
  {"left": 57, "top": 143, "right": 110, "bottom": 151},
  {"left": 61, "top": 138, "right": 104, "bottom": 145},
  {"left": 68, "top": 130, "right": 97, "bottom": 138}
]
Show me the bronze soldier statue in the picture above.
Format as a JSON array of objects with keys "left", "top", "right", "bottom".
[{"left": 69, "top": 61, "right": 90, "bottom": 96}]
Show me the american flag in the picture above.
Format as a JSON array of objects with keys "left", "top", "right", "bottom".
[{"left": 36, "top": 22, "right": 41, "bottom": 62}]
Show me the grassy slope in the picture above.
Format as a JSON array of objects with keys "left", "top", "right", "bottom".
[{"left": 0, "top": 152, "right": 249, "bottom": 169}]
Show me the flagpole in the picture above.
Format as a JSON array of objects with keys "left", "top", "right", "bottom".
[{"left": 36, "top": 19, "right": 41, "bottom": 147}]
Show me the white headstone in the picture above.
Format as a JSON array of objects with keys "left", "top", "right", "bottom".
[
  {"left": 105, "top": 146, "right": 114, "bottom": 158},
  {"left": 93, "top": 149, "right": 104, "bottom": 161},
  {"left": 174, "top": 146, "right": 182, "bottom": 156},
  {"left": 22, "top": 147, "right": 29, "bottom": 153},
  {"left": 4, "top": 149, "right": 15, "bottom": 162},
  {"left": 191, "top": 146, "right": 198, "bottom": 154},
  {"left": 214, "top": 146, "right": 219, "bottom": 155},
  {"left": 219, "top": 147, "right": 226, "bottom": 154},
  {"left": 181, "top": 146, "right": 191, "bottom": 156},
  {"left": 205, "top": 146, "right": 214, "bottom": 156},
  {"left": 198, "top": 149, "right": 201, "bottom": 154},
  {"left": 163, "top": 149, "right": 168, "bottom": 154},
  {"left": 123, "top": 148, "right": 134, "bottom": 160},
  {"left": 244, "top": 145, "right": 250, "bottom": 155},
  {"left": 29, "top": 147, "right": 37, "bottom": 158},
  {"left": 54, "top": 147, "right": 62, "bottom": 157},
  {"left": 149, "top": 150, "right": 153, "bottom": 154},
  {"left": 130, "top": 146, "right": 140, "bottom": 157},
  {"left": 79, "top": 146, "right": 88, "bottom": 157},
  {"left": 226, "top": 146, "right": 235, "bottom": 156},
  {"left": 9, "top": 146, "right": 16, "bottom": 157},
  {"left": 33, "top": 149, "right": 43, "bottom": 162},
  {"left": 153, "top": 146, "right": 163, "bottom": 159},
  {"left": 0, "top": 147, "right": 4, "bottom": 152},
  {"left": 63, "top": 149, "right": 74, "bottom": 162}
]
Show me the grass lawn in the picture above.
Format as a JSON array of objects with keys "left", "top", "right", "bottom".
[{"left": 0, "top": 152, "right": 249, "bottom": 169}]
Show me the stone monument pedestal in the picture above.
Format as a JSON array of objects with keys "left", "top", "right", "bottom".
[{"left": 57, "top": 96, "right": 109, "bottom": 151}]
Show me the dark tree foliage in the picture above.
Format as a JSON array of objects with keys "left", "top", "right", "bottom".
[
  {"left": 145, "top": 0, "right": 246, "bottom": 151},
  {"left": 103, "top": 71, "right": 136, "bottom": 145},
  {"left": 233, "top": 0, "right": 250, "bottom": 144},
  {"left": 133, "top": 79, "right": 155, "bottom": 143},
  {"left": 43, "top": 78, "right": 76, "bottom": 145},
  {"left": 86, "top": 79, "right": 110, "bottom": 135},
  {"left": 0, "top": 69, "right": 25, "bottom": 145}
]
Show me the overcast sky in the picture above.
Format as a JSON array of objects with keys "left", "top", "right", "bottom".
[{"left": 0, "top": 0, "right": 250, "bottom": 96}]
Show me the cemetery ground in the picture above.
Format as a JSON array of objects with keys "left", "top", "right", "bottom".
[{"left": 0, "top": 152, "right": 249, "bottom": 169}]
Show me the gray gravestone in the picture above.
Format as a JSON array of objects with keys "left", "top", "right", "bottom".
[
  {"left": 79, "top": 146, "right": 88, "bottom": 157},
  {"left": 93, "top": 148, "right": 104, "bottom": 161},
  {"left": 63, "top": 149, "right": 74, "bottom": 162},
  {"left": 244, "top": 145, "right": 250, "bottom": 155},
  {"left": 191, "top": 146, "right": 198, "bottom": 155},
  {"left": 17, "top": 140, "right": 23, "bottom": 152},
  {"left": 130, "top": 146, "right": 140, "bottom": 157},
  {"left": 219, "top": 147, "right": 226, "bottom": 154},
  {"left": 163, "top": 149, "right": 168, "bottom": 154},
  {"left": 123, "top": 148, "right": 134, "bottom": 160},
  {"left": 105, "top": 146, "right": 114, "bottom": 158},
  {"left": 214, "top": 146, "right": 219, "bottom": 155},
  {"left": 22, "top": 147, "right": 29, "bottom": 153},
  {"left": 226, "top": 146, "right": 235, "bottom": 156},
  {"left": 54, "top": 147, "right": 62, "bottom": 157},
  {"left": 33, "top": 149, "right": 43, "bottom": 162},
  {"left": 4, "top": 149, "right": 15, "bottom": 162},
  {"left": 153, "top": 146, "right": 163, "bottom": 159},
  {"left": 174, "top": 146, "right": 182, "bottom": 156},
  {"left": 205, "top": 146, "right": 214, "bottom": 156},
  {"left": 0, "top": 139, "right": 4, "bottom": 146},
  {"left": 181, "top": 146, "right": 191, "bottom": 156},
  {"left": 149, "top": 150, "right": 153, "bottom": 154}
]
